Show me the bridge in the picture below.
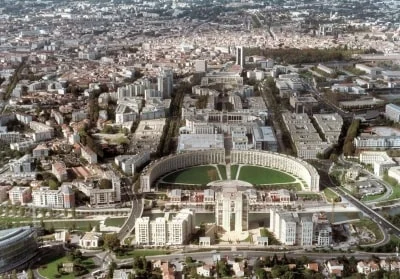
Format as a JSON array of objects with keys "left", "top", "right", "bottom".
[{"left": 334, "top": 187, "right": 400, "bottom": 237}]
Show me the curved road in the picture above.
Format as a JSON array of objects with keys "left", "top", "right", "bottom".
[
  {"left": 334, "top": 187, "right": 400, "bottom": 240},
  {"left": 117, "top": 195, "right": 144, "bottom": 241}
]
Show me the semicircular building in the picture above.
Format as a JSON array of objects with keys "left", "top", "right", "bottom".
[{"left": 140, "top": 149, "right": 319, "bottom": 192}]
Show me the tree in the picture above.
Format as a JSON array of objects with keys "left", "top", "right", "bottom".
[
  {"left": 255, "top": 268, "right": 268, "bottom": 279},
  {"left": 49, "top": 179, "right": 60, "bottom": 190},
  {"left": 103, "top": 233, "right": 120, "bottom": 251},
  {"left": 27, "top": 269, "right": 35, "bottom": 279},
  {"left": 88, "top": 222, "right": 93, "bottom": 232}
]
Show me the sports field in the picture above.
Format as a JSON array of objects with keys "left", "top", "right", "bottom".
[
  {"left": 237, "top": 165, "right": 296, "bottom": 184},
  {"left": 162, "top": 165, "right": 220, "bottom": 184}
]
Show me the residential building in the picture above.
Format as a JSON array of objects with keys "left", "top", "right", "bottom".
[
  {"left": 9, "top": 155, "right": 33, "bottom": 175},
  {"left": 114, "top": 152, "right": 150, "bottom": 176},
  {"left": 385, "top": 103, "right": 400, "bottom": 122},
  {"left": 32, "top": 184, "right": 74, "bottom": 208},
  {"left": 359, "top": 151, "right": 396, "bottom": 176},
  {"left": 236, "top": 46, "right": 245, "bottom": 67},
  {"left": 52, "top": 161, "right": 68, "bottom": 182},
  {"left": 80, "top": 144, "right": 97, "bottom": 164},
  {"left": 32, "top": 144, "right": 49, "bottom": 158},
  {"left": 134, "top": 209, "right": 194, "bottom": 246},
  {"left": 9, "top": 186, "right": 31, "bottom": 205}
]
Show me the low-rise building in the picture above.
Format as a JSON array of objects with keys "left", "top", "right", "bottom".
[
  {"left": 79, "top": 232, "right": 101, "bottom": 249},
  {"left": 80, "top": 144, "right": 97, "bottom": 164}
]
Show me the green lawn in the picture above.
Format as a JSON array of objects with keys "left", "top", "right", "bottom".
[
  {"left": 43, "top": 220, "right": 100, "bottom": 231},
  {"left": 116, "top": 249, "right": 170, "bottom": 259},
  {"left": 238, "top": 166, "right": 296, "bottom": 184},
  {"left": 231, "top": 165, "right": 239, "bottom": 180},
  {"left": 162, "top": 165, "right": 219, "bottom": 184},
  {"left": 217, "top": 165, "right": 227, "bottom": 180},
  {"left": 323, "top": 188, "right": 340, "bottom": 202},
  {"left": 39, "top": 256, "right": 96, "bottom": 279},
  {"left": 361, "top": 192, "right": 386, "bottom": 202},
  {"left": 104, "top": 217, "right": 127, "bottom": 227}
]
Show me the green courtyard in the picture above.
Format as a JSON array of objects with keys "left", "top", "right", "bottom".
[
  {"left": 236, "top": 165, "right": 296, "bottom": 184},
  {"left": 162, "top": 165, "right": 221, "bottom": 184},
  {"left": 161, "top": 164, "right": 297, "bottom": 186}
]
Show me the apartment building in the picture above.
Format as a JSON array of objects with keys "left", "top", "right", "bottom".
[
  {"left": 270, "top": 209, "right": 332, "bottom": 247},
  {"left": 385, "top": 103, "right": 400, "bottom": 122},
  {"left": 135, "top": 209, "right": 194, "bottom": 246},
  {"left": 114, "top": 152, "right": 150, "bottom": 176},
  {"left": 52, "top": 161, "right": 68, "bottom": 182},
  {"left": 9, "top": 186, "right": 31, "bottom": 205},
  {"left": 32, "top": 184, "right": 75, "bottom": 208}
]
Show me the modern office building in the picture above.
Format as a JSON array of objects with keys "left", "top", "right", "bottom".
[
  {"left": 157, "top": 68, "right": 173, "bottom": 99},
  {"left": 236, "top": 46, "right": 245, "bottom": 67},
  {"left": 0, "top": 226, "right": 38, "bottom": 273},
  {"left": 215, "top": 186, "right": 249, "bottom": 233},
  {"left": 135, "top": 209, "right": 194, "bottom": 246}
]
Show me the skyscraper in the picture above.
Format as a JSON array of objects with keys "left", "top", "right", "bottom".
[
  {"left": 157, "top": 68, "right": 173, "bottom": 99},
  {"left": 236, "top": 46, "right": 245, "bottom": 67}
]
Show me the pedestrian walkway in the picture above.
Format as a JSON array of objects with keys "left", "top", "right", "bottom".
[{"left": 226, "top": 163, "right": 231, "bottom": 180}]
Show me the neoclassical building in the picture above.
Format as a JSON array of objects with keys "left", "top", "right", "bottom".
[
  {"left": 140, "top": 150, "right": 320, "bottom": 192},
  {"left": 140, "top": 150, "right": 225, "bottom": 192}
]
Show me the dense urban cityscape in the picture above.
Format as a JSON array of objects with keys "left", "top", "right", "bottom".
[{"left": 1, "top": 0, "right": 400, "bottom": 278}]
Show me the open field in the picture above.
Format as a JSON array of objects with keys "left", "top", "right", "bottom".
[{"left": 104, "top": 217, "right": 127, "bottom": 227}]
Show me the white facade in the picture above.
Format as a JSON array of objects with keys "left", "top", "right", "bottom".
[
  {"left": 134, "top": 209, "right": 194, "bottom": 246},
  {"left": 114, "top": 152, "right": 151, "bottom": 176},
  {"left": 215, "top": 187, "right": 248, "bottom": 233},
  {"left": 157, "top": 68, "right": 173, "bottom": 99},
  {"left": 9, "top": 187, "right": 31, "bottom": 205},
  {"left": 385, "top": 103, "right": 400, "bottom": 122}
]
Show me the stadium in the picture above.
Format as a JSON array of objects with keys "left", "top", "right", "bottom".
[{"left": 140, "top": 149, "right": 320, "bottom": 192}]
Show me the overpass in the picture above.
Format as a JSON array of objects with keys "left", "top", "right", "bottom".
[
  {"left": 334, "top": 187, "right": 400, "bottom": 237},
  {"left": 117, "top": 195, "right": 144, "bottom": 241}
]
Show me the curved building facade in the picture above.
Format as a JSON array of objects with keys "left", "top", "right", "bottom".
[
  {"left": 140, "top": 149, "right": 319, "bottom": 192},
  {"left": 0, "top": 226, "right": 38, "bottom": 273},
  {"left": 140, "top": 149, "right": 225, "bottom": 192},
  {"left": 230, "top": 150, "right": 319, "bottom": 192}
]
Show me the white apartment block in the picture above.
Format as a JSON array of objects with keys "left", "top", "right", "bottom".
[
  {"left": 114, "top": 152, "right": 150, "bottom": 176},
  {"left": 71, "top": 110, "right": 88, "bottom": 122},
  {"left": 80, "top": 144, "right": 97, "bottom": 164},
  {"left": 282, "top": 112, "right": 331, "bottom": 159},
  {"left": 0, "top": 131, "right": 21, "bottom": 144},
  {"left": 388, "top": 166, "right": 400, "bottom": 183},
  {"left": 313, "top": 113, "right": 343, "bottom": 144},
  {"left": 30, "top": 121, "right": 54, "bottom": 142},
  {"left": 32, "top": 184, "right": 74, "bottom": 208},
  {"left": 385, "top": 103, "right": 400, "bottom": 122},
  {"left": 135, "top": 209, "right": 194, "bottom": 246},
  {"left": 15, "top": 113, "right": 32, "bottom": 124},
  {"left": 10, "top": 140, "right": 36, "bottom": 152},
  {"left": 9, "top": 186, "right": 31, "bottom": 205},
  {"left": 270, "top": 209, "right": 331, "bottom": 247},
  {"left": 359, "top": 151, "right": 396, "bottom": 176},
  {"left": 73, "top": 172, "right": 121, "bottom": 206},
  {"left": 355, "top": 136, "right": 400, "bottom": 149},
  {"left": 9, "top": 154, "right": 33, "bottom": 174}
]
